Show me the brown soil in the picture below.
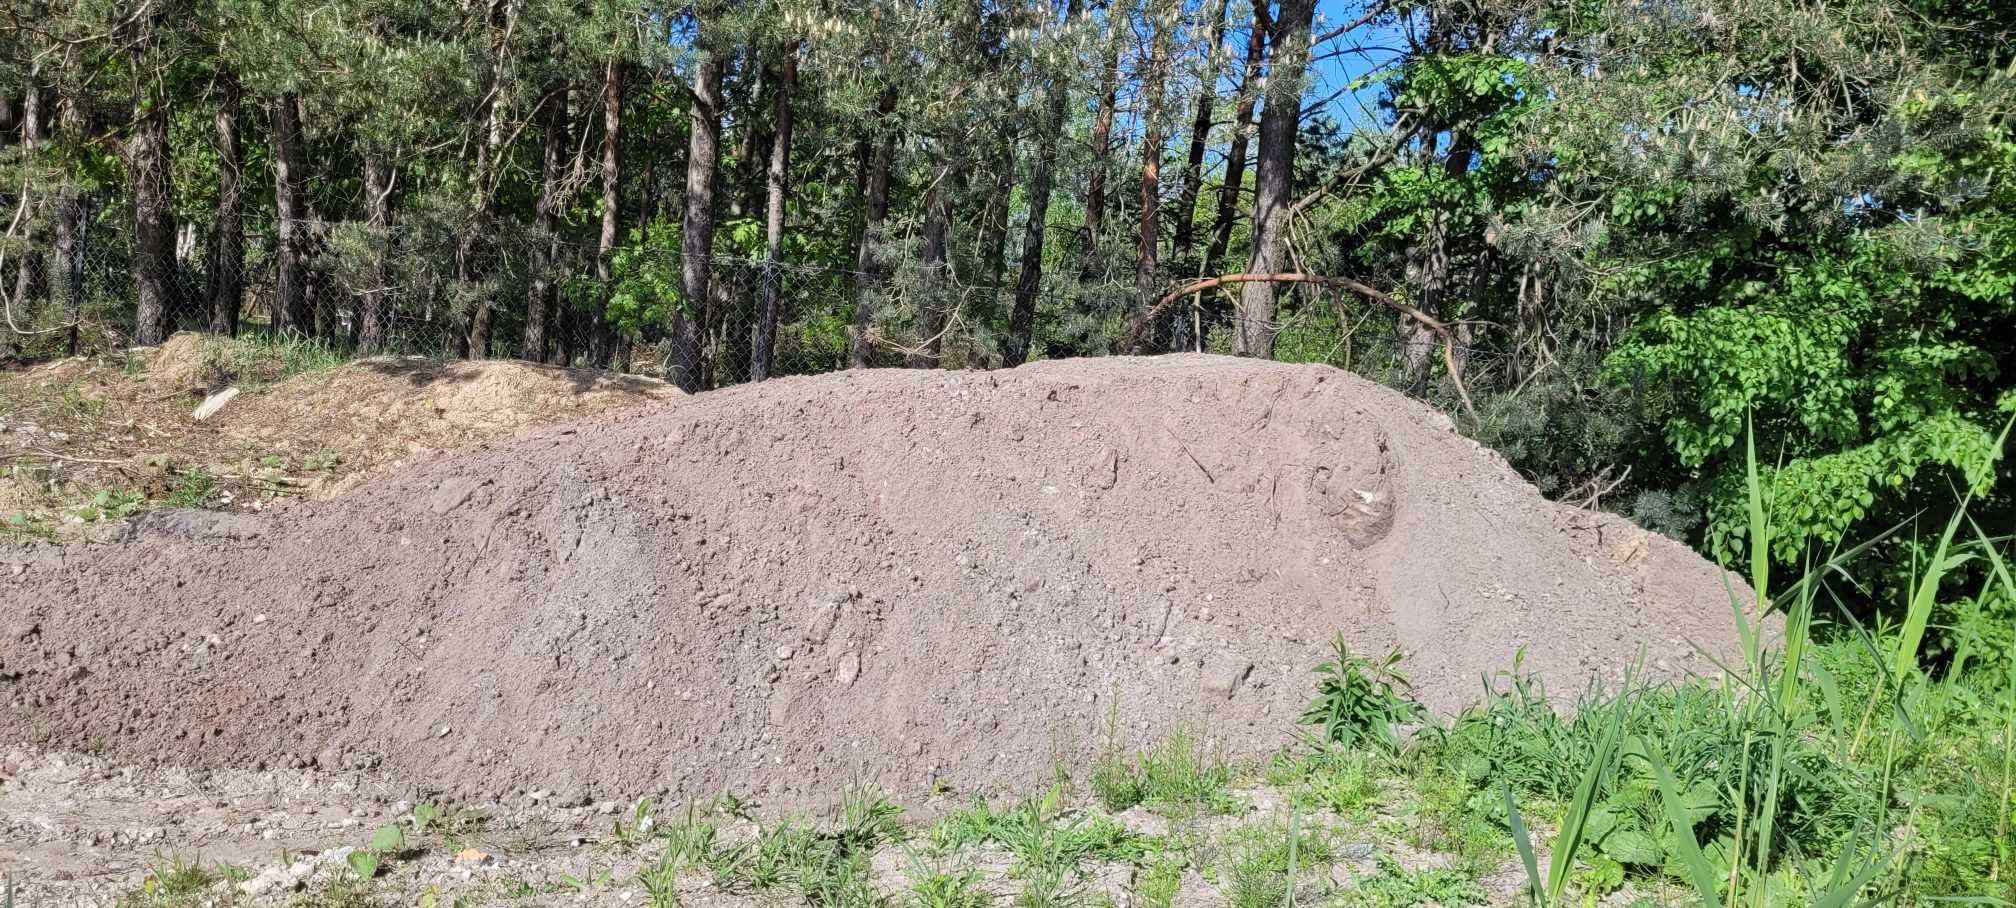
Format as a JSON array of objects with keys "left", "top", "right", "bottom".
[
  {"left": 1, "top": 333, "right": 678, "bottom": 540},
  {"left": 1, "top": 355, "right": 1744, "bottom": 805}
]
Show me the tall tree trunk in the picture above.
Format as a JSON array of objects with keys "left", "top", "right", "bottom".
[
  {"left": 56, "top": 194, "right": 84, "bottom": 355},
  {"left": 271, "top": 92, "right": 310, "bottom": 338},
  {"left": 461, "top": 0, "right": 514, "bottom": 359},
  {"left": 1082, "top": 2, "right": 1125, "bottom": 266},
  {"left": 357, "top": 155, "right": 393, "bottom": 354},
  {"left": 1206, "top": 6, "right": 1267, "bottom": 275},
  {"left": 1171, "top": 0, "right": 1228, "bottom": 268},
  {"left": 1234, "top": 0, "right": 1317, "bottom": 359},
  {"left": 976, "top": 134, "right": 1017, "bottom": 292},
  {"left": 593, "top": 61, "right": 624, "bottom": 368},
  {"left": 732, "top": 45, "right": 769, "bottom": 221},
  {"left": 523, "top": 82, "right": 568, "bottom": 362},
  {"left": 1006, "top": 0, "right": 1081, "bottom": 367},
  {"left": 51, "top": 69, "right": 83, "bottom": 356},
  {"left": 849, "top": 85, "right": 897, "bottom": 369},
  {"left": 671, "top": 42, "right": 723, "bottom": 390},
  {"left": 4, "top": 68, "right": 43, "bottom": 357},
  {"left": 909, "top": 151, "right": 954, "bottom": 369},
  {"left": 207, "top": 74, "right": 244, "bottom": 337},
  {"left": 1399, "top": 118, "right": 1479, "bottom": 387},
  {"left": 752, "top": 44, "right": 797, "bottom": 382},
  {"left": 130, "top": 56, "right": 178, "bottom": 346},
  {"left": 592, "top": 61, "right": 624, "bottom": 369},
  {"left": 972, "top": 11, "right": 1018, "bottom": 296},
  {"left": 1135, "top": 3, "right": 1173, "bottom": 306}
]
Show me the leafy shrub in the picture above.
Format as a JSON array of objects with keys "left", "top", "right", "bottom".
[{"left": 1299, "top": 636, "right": 1422, "bottom": 751}]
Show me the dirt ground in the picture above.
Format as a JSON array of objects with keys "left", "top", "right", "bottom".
[
  {"left": 2, "top": 743, "right": 1548, "bottom": 908},
  {"left": 0, "top": 332, "right": 679, "bottom": 542},
  {"left": 2, "top": 354, "right": 1747, "bottom": 813}
]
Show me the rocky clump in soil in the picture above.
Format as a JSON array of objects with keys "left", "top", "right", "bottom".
[{"left": 2, "top": 355, "right": 1744, "bottom": 804}]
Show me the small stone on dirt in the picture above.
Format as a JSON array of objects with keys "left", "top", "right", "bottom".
[
  {"left": 1201, "top": 659, "right": 1253, "bottom": 700},
  {"left": 429, "top": 476, "right": 484, "bottom": 515}
]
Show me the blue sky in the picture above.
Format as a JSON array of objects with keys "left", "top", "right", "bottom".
[{"left": 1306, "top": 1, "right": 1408, "bottom": 129}]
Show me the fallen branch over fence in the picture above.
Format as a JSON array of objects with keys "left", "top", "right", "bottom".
[{"left": 1123, "top": 272, "right": 1478, "bottom": 421}]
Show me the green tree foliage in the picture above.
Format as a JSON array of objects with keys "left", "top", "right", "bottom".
[{"left": 1320, "top": 0, "right": 2014, "bottom": 586}]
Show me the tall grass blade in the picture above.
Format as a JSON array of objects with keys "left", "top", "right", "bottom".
[
  {"left": 1501, "top": 783, "right": 1543, "bottom": 906},
  {"left": 1545, "top": 683, "right": 1632, "bottom": 902},
  {"left": 1744, "top": 416, "right": 1770, "bottom": 634},
  {"left": 1809, "top": 847, "right": 1892, "bottom": 908},
  {"left": 1284, "top": 802, "right": 1301, "bottom": 908},
  {"left": 1891, "top": 507, "right": 1969, "bottom": 687},
  {"left": 1637, "top": 735, "right": 1721, "bottom": 906},
  {"left": 1777, "top": 553, "right": 1816, "bottom": 715}
]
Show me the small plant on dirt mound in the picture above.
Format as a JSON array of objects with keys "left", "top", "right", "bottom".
[
  {"left": 905, "top": 861, "right": 990, "bottom": 908},
  {"left": 1269, "top": 750, "right": 1384, "bottom": 819},
  {"left": 932, "top": 782, "right": 1159, "bottom": 903},
  {"left": 1222, "top": 814, "right": 1334, "bottom": 908},
  {"left": 344, "top": 824, "right": 407, "bottom": 879},
  {"left": 701, "top": 786, "right": 905, "bottom": 904},
  {"left": 1299, "top": 637, "right": 1422, "bottom": 752},
  {"left": 1090, "top": 727, "right": 1237, "bottom": 815},
  {"left": 115, "top": 855, "right": 249, "bottom": 908},
  {"left": 1346, "top": 854, "right": 1489, "bottom": 908},
  {"left": 71, "top": 487, "right": 144, "bottom": 523},
  {"left": 163, "top": 468, "right": 218, "bottom": 509},
  {"left": 637, "top": 851, "right": 682, "bottom": 908}
]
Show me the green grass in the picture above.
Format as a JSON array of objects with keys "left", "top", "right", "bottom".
[
  {"left": 931, "top": 789, "right": 1159, "bottom": 871},
  {"left": 1271, "top": 750, "right": 1384, "bottom": 819},
  {"left": 70, "top": 486, "right": 145, "bottom": 522},
  {"left": 905, "top": 860, "right": 991, "bottom": 908},
  {"left": 1131, "top": 848, "right": 1186, "bottom": 908},
  {"left": 163, "top": 467, "right": 218, "bottom": 509},
  {"left": 58, "top": 385, "right": 108, "bottom": 419},
  {"left": 200, "top": 333, "right": 349, "bottom": 388},
  {"left": 1380, "top": 423, "right": 2016, "bottom": 906},
  {"left": 115, "top": 855, "right": 247, "bottom": 908},
  {"left": 1341, "top": 855, "right": 1488, "bottom": 907},
  {"left": 1221, "top": 814, "right": 1334, "bottom": 908},
  {"left": 1088, "top": 727, "right": 1237, "bottom": 816},
  {"left": 1, "top": 508, "right": 57, "bottom": 543},
  {"left": 288, "top": 873, "right": 381, "bottom": 908}
]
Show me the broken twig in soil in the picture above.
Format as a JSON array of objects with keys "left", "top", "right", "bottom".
[
  {"left": 1166, "top": 428, "right": 1215, "bottom": 484},
  {"left": 10, "top": 447, "right": 127, "bottom": 465}
]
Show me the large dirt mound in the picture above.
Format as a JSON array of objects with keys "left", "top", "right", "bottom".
[{"left": 2, "top": 356, "right": 1742, "bottom": 803}]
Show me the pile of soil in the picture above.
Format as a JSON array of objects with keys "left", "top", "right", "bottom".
[
  {"left": 1, "top": 355, "right": 1744, "bottom": 804},
  {"left": 143, "top": 332, "right": 683, "bottom": 499},
  {"left": 2, "top": 333, "right": 678, "bottom": 541}
]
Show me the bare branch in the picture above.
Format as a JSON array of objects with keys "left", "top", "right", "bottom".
[{"left": 1124, "top": 272, "right": 1479, "bottom": 420}]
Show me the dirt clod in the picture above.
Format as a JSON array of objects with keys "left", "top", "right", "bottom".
[{"left": 1, "top": 355, "right": 1745, "bottom": 803}]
